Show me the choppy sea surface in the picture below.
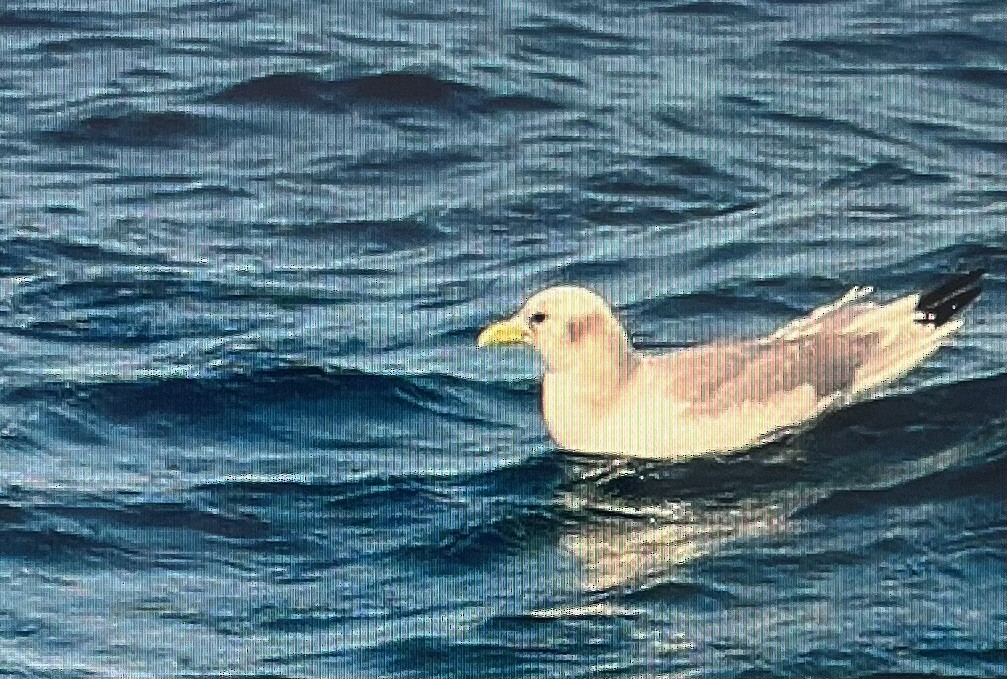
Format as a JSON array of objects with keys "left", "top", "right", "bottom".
[{"left": 0, "top": 0, "right": 1004, "bottom": 676}]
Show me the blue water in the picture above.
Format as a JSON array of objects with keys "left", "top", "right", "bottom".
[{"left": 0, "top": 0, "right": 1004, "bottom": 676}]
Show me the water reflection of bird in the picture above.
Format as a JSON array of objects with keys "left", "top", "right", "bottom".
[
  {"left": 553, "top": 397, "right": 1000, "bottom": 595},
  {"left": 478, "top": 271, "right": 984, "bottom": 460}
]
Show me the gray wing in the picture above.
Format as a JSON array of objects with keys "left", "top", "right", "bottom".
[{"left": 649, "top": 304, "right": 881, "bottom": 412}]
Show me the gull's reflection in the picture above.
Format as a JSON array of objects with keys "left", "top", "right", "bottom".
[
  {"left": 553, "top": 439, "right": 824, "bottom": 594},
  {"left": 548, "top": 391, "right": 998, "bottom": 597}
]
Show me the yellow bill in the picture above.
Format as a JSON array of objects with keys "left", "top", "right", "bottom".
[{"left": 476, "top": 318, "right": 530, "bottom": 347}]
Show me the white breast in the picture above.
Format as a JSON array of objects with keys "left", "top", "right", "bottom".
[{"left": 541, "top": 371, "right": 592, "bottom": 451}]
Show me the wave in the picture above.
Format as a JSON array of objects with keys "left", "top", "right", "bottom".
[
  {"left": 70, "top": 365, "right": 483, "bottom": 411},
  {"left": 0, "top": 233, "right": 171, "bottom": 268},
  {"left": 120, "top": 66, "right": 174, "bottom": 80},
  {"left": 330, "top": 148, "right": 483, "bottom": 186},
  {"left": 209, "top": 72, "right": 561, "bottom": 114},
  {"left": 796, "top": 452, "right": 1006, "bottom": 518},
  {"left": 171, "top": 0, "right": 259, "bottom": 22},
  {"left": 618, "top": 578, "right": 735, "bottom": 608},
  {"left": 190, "top": 455, "right": 559, "bottom": 523},
  {"left": 253, "top": 215, "right": 448, "bottom": 248},
  {"left": 1, "top": 364, "right": 540, "bottom": 466},
  {"left": 580, "top": 198, "right": 757, "bottom": 230},
  {"left": 855, "top": 242, "right": 1005, "bottom": 294},
  {"left": 823, "top": 161, "right": 951, "bottom": 190},
  {"left": 489, "top": 603, "right": 643, "bottom": 623},
  {"left": 425, "top": 504, "right": 566, "bottom": 565},
  {"left": 585, "top": 168, "right": 705, "bottom": 201},
  {"left": 778, "top": 31, "right": 1001, "bottom": 67},
  {"left": 583, "top": 152, "right": 759, "bottom": 207},
  {"left": 925, "top": 65, "right": 1007, "bottom": 88},
  {"left": 757, "top": 110, "right": 900, "bottom": 144},
  {"left": 0, "top": 525, "right": 129, "bottom": 563},
  {"left": 41, "top": 110, "right": 242, "bottom": 147},
  {"left": 626, "top": 288, "right": 805, "bottom": 321},
  {"left": 334, "top": 634, "right": 542, "bottom": 679},
  {"left": 118, "top": 183, "right": 255, "bottom": 203},
  {"left": 192, "top": 474, "right": 449, "bottom": 508},
  {"left": 381, "top": 3, "right": 486, "bottom": 22},
  {"left": 38, "top": 35, "right": 156, "bottom": 54},
  {"left": 655, "top": 1, "right": 778, "bottom": 20},
  {"left": 0, "top": 492, "right": 294, "bottom": 571},
  {"left": 43, "top": 502, "right": 271, "bottom": 539},
  {"left": 0, "top": 9, "right": 110, "bottom": 30},
  {"left": 510, "top": 17, "right": 640, "bottom": 59},
  {"left": 256, "top": 606, "right": 349, "bottom": 633}
]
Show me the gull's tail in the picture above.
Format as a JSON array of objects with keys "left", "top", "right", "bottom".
[
  {"left": 915, "top": 269, "right": 985, "bottom": 326},
  {"left": 847, "top": 269, "right": 984, "bottom": 397}
]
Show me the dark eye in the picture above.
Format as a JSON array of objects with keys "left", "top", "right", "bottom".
[{"left": 530, "top": 312, "right": 547, "bottom": 324}]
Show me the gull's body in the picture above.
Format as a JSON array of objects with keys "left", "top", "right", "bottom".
[{"left": 478, "top": 272, "right": 983, "bottom": 460}]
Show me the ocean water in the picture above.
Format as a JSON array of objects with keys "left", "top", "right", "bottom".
[{"left": 0, "top": 0, "right": 1004, "bottom": 676}]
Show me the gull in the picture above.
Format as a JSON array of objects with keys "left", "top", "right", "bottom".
[{"left": 477, "top": 271, "right": 984, "bottom": 459}]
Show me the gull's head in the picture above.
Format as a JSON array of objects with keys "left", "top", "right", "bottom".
[{"left": 477, "top": 285, "right": 633, "bottom": 372}]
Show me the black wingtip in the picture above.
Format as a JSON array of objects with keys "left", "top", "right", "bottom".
[{"left": 915, "top": 269, "right": 985, "bottom": 326}]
